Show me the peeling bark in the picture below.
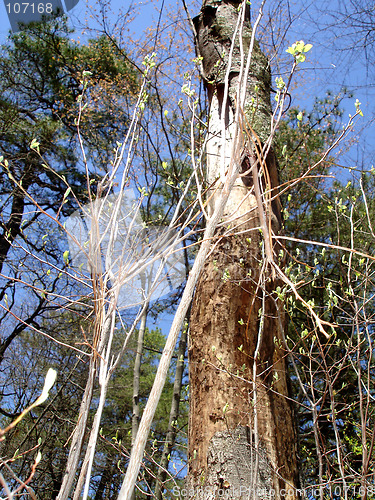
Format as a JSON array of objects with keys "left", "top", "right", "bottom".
[{"left": 188, "top": 1, "right": 299, "bottom": 497}]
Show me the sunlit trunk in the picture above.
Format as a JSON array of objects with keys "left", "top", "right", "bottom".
[{"left": 187, "top": 1, "right": 299, "bottom": 497}]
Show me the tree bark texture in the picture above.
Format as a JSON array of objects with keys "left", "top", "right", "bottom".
[{"left": 188, "top": 1, "right": 299, "bottom": 498}]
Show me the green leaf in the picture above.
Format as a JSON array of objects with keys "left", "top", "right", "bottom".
[
  {"left": 30, "top": 138, "right": 40, "bottom": 151},
  {"left": 63, "top": 187, "right": 71, "bottom": 200},
  {"left": 286, "top": 40, "right": 313, "bottom": 64}
]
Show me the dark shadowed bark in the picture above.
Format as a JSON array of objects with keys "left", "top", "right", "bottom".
[{"left": 187, "top": 1, "right": 299, "bottom": 497}]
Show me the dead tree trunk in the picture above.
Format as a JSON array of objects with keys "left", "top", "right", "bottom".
[{"left": 187, "top": 1, "right": 299, "bottom": 498}]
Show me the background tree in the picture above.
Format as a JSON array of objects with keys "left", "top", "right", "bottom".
[
  {"left": 275, "top": 100, "right": 375, "bottom": 495},
  {"left": 0, "top": 15, "right": 139, "bottom": 365}
]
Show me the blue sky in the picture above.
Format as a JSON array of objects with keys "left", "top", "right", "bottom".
[
  {"left": 284, "top": 0, "right": 375, "bottom": 175},
  {"left": 0, "top": 0, "right": 158, "bottom": 40},
  {"left": 1, "top": 0, "right": 373, "bottom": 177},
  {"left": 1, "top": 0, "right": 372, "bottom": 118}
]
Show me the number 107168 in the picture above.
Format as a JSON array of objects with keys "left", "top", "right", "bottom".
[{"left": 5, "top": 2, "right": 54, "bottom": 13}]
